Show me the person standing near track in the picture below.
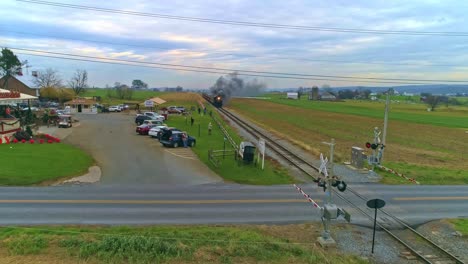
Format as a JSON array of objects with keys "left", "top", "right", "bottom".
[{"left": 182, "top": 132, "right": 188, "bottom": 148}]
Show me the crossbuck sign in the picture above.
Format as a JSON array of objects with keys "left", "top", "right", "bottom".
[{"left": 319, "top": 153, "right": 328, "bottom": 177}]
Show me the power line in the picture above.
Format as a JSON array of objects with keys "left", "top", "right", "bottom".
[
  {"left": 9, "top": 47, "right": 468, "bottom": 84},
  {"left": 2, "top": 29, "right": 464, "bottom": 68},
  {"left": 14, "top": 50, "right": 464, "bottom": 85},
  {"left": 16, "top": 0, "right": 468, "bottom": 37}
]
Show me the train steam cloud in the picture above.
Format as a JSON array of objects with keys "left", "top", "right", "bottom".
[{"left": 210, "top": 72, "right": 266, "bottom": 103}]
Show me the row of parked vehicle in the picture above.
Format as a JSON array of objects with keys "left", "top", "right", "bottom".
[
  {"left": 134, "top": 112, "right": 196, "bottom": 148},
  {"left": 108, "top": 104, "right": 129, "bottom": 112}
]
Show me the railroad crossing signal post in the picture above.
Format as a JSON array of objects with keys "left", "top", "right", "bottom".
[
  {"left": 322, "top": 138, "right": 336, "bottom": 204},
  {"left": 315, "top": 139, "right": 351, "bottom": 248},
  {"left": 367, "top": 127, "right": 383, "bottom": 170}
]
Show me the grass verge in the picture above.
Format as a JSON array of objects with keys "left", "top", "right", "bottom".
[
  {"left": 161, "top": 94, "right": 295, "bottom": 185},
  {"left": 449, "top": 219, "right": 468, "bottom": 236},
  {"left": 377, "top": 162, "right": 468, "bottom": 185},
  {"left": 0, "top": 225, "right": 368, "bottom": 264},
  {"left": 0, "top": 143, "right": 93, "bottom": 185}
]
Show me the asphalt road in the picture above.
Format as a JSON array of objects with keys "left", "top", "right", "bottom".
[
  {"left": 64, "top": 113, "right": 221, "bottom": 185},
  {"left": 0, "top": 184, "right": 466, "bottom": 227}
]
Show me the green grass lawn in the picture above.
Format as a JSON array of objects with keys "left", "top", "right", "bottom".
[
  {"left": 450, "top": 218, "right": 468, "bottom": 236},
  {"left": 0, "top": 144, "right": 93, "bottom": 185},
  {"left": 0, "top": 225, "right": 367, "bottom": 264},
  {"left": 264, "top": 93, "right": 468, "bottom": 128},
  {"left": 165, "top": 106, "right": 295, "bottom": 185},
  {"left": 82, "top": 88, "right": 163, "bottom": 106}
]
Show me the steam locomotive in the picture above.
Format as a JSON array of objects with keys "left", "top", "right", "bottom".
[{"left": 213, "top": 95, "right": 223, "bottom": 108}]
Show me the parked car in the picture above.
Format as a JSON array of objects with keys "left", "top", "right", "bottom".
[
  {"left": 136, "top": 123, "right": 158, "bottom": 135},
  {"left": 109, "top": 106, "right": 121, "bottom": 112},
  {"left": 22, "top": 107, "right": 40, "bottom": 111},
  {"left": 148, "top": 125, "right": 168, "bottom": 138},
  {"left": 118, "top": 104, "right": 129, "bottom": 110},
  {"left": 156, "top": 127, "right": 180, "bottom": 141},
  {"left": 160, "top": 131, "right": 196, "bottom": 148},
  {"left": 143, "top": 120, "right": 165, "bottom": 126},
  {"left": 167, "top": 107, "right": 182, "bottom": 114},
  {"left": 135, "top": 115, "right": 152, "bottom": 125},
  {"left": 175, "top": 106, "right": 186, "bottom": 112},
  {"left": 142, "top": 112, "right": 165, "bottom": 120}
]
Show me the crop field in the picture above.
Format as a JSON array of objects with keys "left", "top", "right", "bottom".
[
  {"left": 228, "top": 94, "right": 468, "bottom": 184},
  {"left": 264, "top": 93, "right": 467, "bottom": 128}
]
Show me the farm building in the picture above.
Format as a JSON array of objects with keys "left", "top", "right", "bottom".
[
  {"left": 0, "top": 75, "right": 39, "bottom": 96},
  {"left": 287, "top": 92, "right": 298, "bottom": 99},
  {"left": 64, "top": 98, "right": 97, "bottom": 113},
  {"left": 320, "top": 92, "right": 337, "bottom": 101}
]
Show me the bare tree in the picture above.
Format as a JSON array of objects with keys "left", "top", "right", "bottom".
[
  {"left": 68, "top": 69, "right": 88, "bottom": 95},
  {"left": 426, "top": 95, "right": 441, "bottom": 111},
  {"left": 32, "top": 68, "right": 62, "bottom": 88}
]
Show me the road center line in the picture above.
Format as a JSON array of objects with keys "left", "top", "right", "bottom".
[
  {"left": 393, "top": 196, "right": 468, "bottom": 201},
  {"left": 0, "top": 199, "right": 311, "bottom": 205}
]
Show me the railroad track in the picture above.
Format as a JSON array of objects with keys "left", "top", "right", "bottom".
[{"left": 204, "top": 95, "right": 464, "bottom": 264}]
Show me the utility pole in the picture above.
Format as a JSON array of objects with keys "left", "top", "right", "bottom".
[{"left": 381, "top": 89, "right": 391, "bottom": 162}]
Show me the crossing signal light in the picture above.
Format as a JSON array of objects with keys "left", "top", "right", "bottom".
[{"left": 366, "top": 142, "right": 378, "bottom": 150}]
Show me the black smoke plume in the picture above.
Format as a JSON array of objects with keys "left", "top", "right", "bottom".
[{"left": 210, "top": 72, "right": 266, "bottom": 103}]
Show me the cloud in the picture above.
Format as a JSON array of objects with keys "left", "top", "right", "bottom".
[{"left": 2, "top": 0, "right": 468, "bottom": 88}]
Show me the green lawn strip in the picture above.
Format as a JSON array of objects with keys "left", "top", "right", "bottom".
[
  {"left": 0, "top": 144, "right": 93, "bottom": 185},
  {"left": 165, "top": 107, "right": 295, "bottom": 185},
  {"left": 260, "top": 94, "right": 468, "bottom": 128},
  {"left": 82, "top": 88, "right": 163, "bottom": 102},
  {"left": 376, "top": 162, "right": 468, "bottom": 185},
  {"left": 82, "top": 88, "right": 164, "bottom": 106},
  {"left": 0, "top": 226, "right": 368, "bottom": 264},
  {"left": 449, "top": 219, "right": 468, "bottom": 236}
]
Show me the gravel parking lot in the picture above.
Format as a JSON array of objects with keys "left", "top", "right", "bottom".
[{"left": 64, "top": 112, "right": 222, "bottom": 185}]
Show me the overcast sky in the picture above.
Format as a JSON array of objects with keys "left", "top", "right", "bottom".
[{"left": 2, "top": 0, "right": 468, "bottom": 89}]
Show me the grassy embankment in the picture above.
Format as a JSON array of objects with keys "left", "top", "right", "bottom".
[
  {"left": 450, "top": 219, "right": 468, "bottom": 236},
  {"left": 0, "top": 144, "right": 93, "bottom": 185},
  {"left": 158, "top": 93, "right": 295, "bottom": 185},
  {"left": 0, "top": 225, "right": 367, "bottom": 264},
  {"left": 228, "top": 93, "right": 468, "bottom": 184}
]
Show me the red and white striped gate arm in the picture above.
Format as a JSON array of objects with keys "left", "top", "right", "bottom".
[{"left": 293, "top": 184, "right": 323, "bottom": 210}]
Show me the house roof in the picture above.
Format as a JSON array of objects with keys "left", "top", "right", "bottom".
[
  {"left": 0, "top": 88, "right": 38, "bottom": 104},
  {"left": 64, "top": 98, "right": 96, "bottom": 105},
  {"left": 149, "top": 97, "right": 166, "bottom": 105}
]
